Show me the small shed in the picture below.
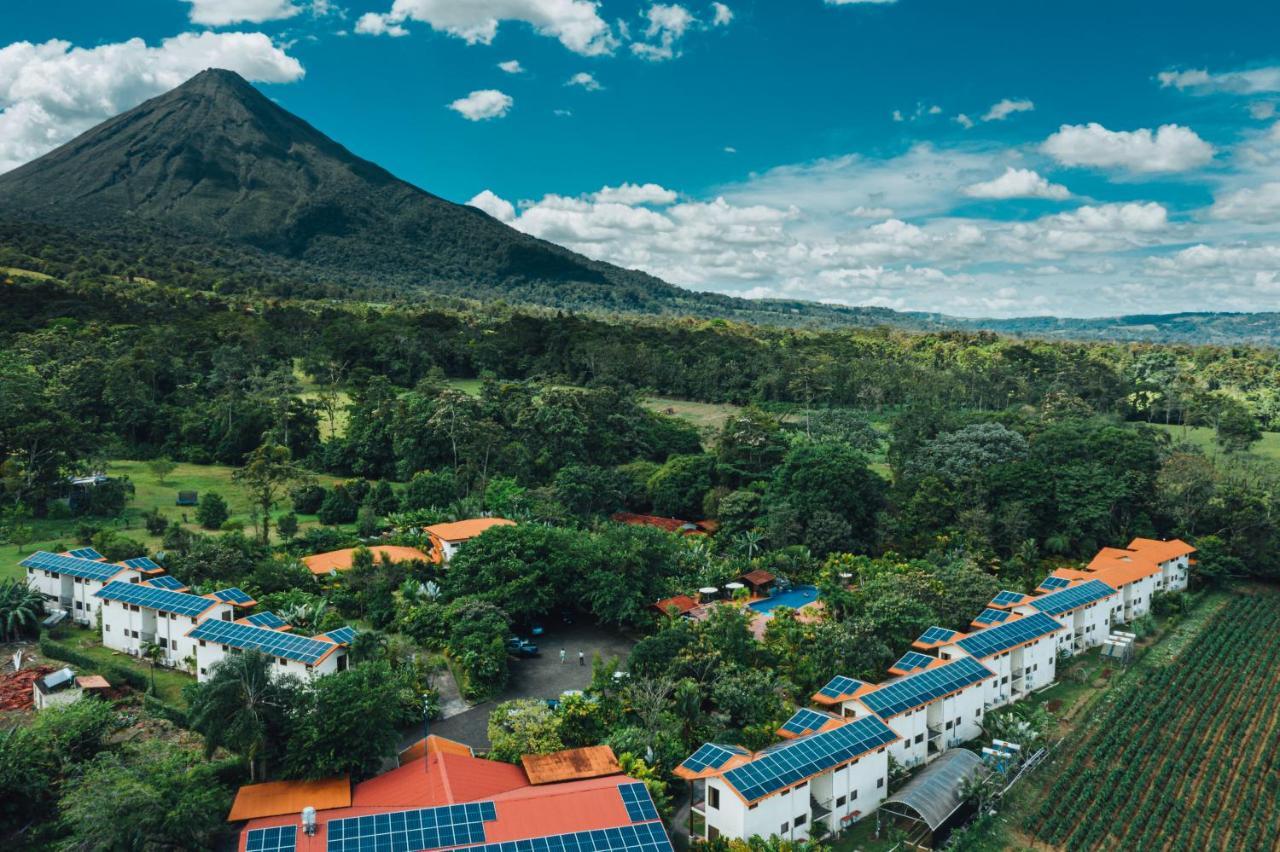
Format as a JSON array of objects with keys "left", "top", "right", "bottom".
[
  {"left": 176, "top": 491, "right": 198, "bottom": 506},
  {"left": 740, "top": 569, "right": 776, "bottom": 596},
  {"left": 877, "top": 749, "right": 990, "bottom": 850},
  {"left": 652, "top": 595, "right": 699, "bottom": 618},
  {"left": 32, "top": 668, "right": 79, "bottom": 710}
]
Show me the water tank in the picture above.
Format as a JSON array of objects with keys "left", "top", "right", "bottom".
[{"left": 302, "top": 806, "right": 317, "bottom": 836}]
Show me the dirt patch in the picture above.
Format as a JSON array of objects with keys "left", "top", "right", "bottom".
[{"left": 0, "top": 665, "right": 55, "bottom": 712}]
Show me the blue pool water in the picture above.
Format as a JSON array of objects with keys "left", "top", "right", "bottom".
[{"left": 748, "top": 585, "right": 819, "bottom": 614}]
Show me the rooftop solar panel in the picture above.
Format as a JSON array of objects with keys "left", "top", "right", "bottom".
[
  {"left": 94, "top": 580, "right": 215, "bottom": 617},
  {"left": 122, "top": 556, "right": 161, "bottom": 571},
  {"left": 210, "top": 587, "right": 254, "bottom": 605},
  {"left": 973, "top": 608, "right": 1011, "bottom": 626},
  {"left": 817, "top": 674, "right": 865, "bottom": 700},
  {"left": 859, "top": 656, "right": 994, "bottom": 718},
  {"left": 20, "top": 551, "right": 122, "bottom": 582},
  {"left": 453, "top": 822, "right": 673, "bottom": 852},
  {"left": 189, "top": 619, "right": 337, "bottom": 664},
  {"left": 67, "top": 547, "right": 104, "bottom": 561},
  {"left": 891, "top": 651, "right": 934, "bottom": 673},
  {"left": 1038, "top": 576, "right": 1071, "bottom": 591},
  {"left": 955, "top": 611, "right": 1064, "bottom": 658},
  {"left": 620, "top": 782, "right": 660, "bottom": 822},
  {"left": 322, "top": 626, "right": 358, "bottom": 646},
  {"left": 678, "top": 743, "right": 749, "bottom": 774},
  {"left": 991, "top": 590, "right": 1025, "bottom": 606},
  {"left": 146, "top": 575, "right": 187, "bottom": 591},
  {"left": 325, "top": 801, "right": 496, "bottom": 852},
  {"left": 722, "top": 716, "right": 897, "bottom": 802},
  {"left": 245, "top": 611, "right": 288, "bottom": 629},
  {"left": 780, "top": 707, "right": 835, "bottom": 736},
  {"left": 916, "top": 626, "right": 958, "bottom": 645},
  {"left": 246, "top": 825, "right": 296, "bottom": 852},
  {"left": 1028, "top": 579, "right": 1116, "bottom": 615}
]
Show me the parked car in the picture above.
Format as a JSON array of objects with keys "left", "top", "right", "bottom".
[
  {"left": 528, "top": 621, "right": 545, "bottom": 637},
  {"left": 506, "top": 637, "right": 540, "bottom": 657}
]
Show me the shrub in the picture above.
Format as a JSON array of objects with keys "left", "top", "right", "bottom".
[
  {"left": 318, "top": 486, "right": 358, "bottom": 525},
  {"left": 290, "top": 484, "right": 326, "bottom": 515},
  {"left": 195, "top": 493, "right": 229, "bottom": 530}
]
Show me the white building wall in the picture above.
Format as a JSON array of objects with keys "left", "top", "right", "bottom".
[
  {"left": 100, "top": 598, "right": 233, "bottom": 667},
  {"left": 192, "top": 639, "right": 345, "bottom": 682},
  {"left": 1161, "top": 555, "right": 1190, "bottom": 591},
  {"left": 27, "top": 567, "right": 139, "bottom": 625}
]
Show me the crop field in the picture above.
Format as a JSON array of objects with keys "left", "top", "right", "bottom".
[{"left": 1029, "top": 588, "right": 1280, "bottom": 851}]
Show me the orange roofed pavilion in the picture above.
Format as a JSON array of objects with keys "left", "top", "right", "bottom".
[{"left": 301, "top": 545, "right": 432, "bottom": 576}]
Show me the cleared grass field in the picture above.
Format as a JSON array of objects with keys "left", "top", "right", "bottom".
[{"left": 1150, "top": 423, "right": 1280, "bottom": 461}]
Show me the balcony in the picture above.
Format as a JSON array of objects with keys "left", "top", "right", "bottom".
[
  {"left": 140, "top": 631, "right": 157, "bottom": 645},
  {"left": 810, "top": 796, "right": 832, "bottom": 821}
]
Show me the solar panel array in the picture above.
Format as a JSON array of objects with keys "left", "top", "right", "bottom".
[
  {"left": 325, "top": 801, "right": 496, "bottom": 852},
  {"left": 991, "top": 590, "right": 1025, "bottom": 606},
  {"left": 722, "top": 715, "right": 897, "bottom": 801},
  {"left": 619, "top": 782, "right": 659, "bottom": 822},
  {"left": 859, "top": 656, "right": 993, "bottom": 718},
  {"left": 780, "top": 707, "right": 834, "bottom": 736},
  {"left": 955, "top": 611, "right": 1063, "bottom": 658},
  {"left": 454, "top": 822, "right": 672, "bottom": 852},
  {"left": 817, "top": 674, "right": 865, "bottom": 700},
  {"left": 973, "top": 608, "right": 1011, "bottom": 626},
  {"left": 146, "top": 575, "right": 187, "bottom": 591},
  {"left": 916, "top": 626, "right": 958, "bottom": 645},
  {"left": 1028, "top": 579, "right": 1115, "bottom": 615},
  {"left": 122, "top": 556, "right": 161, "bottom": 571},
  {"left": 323, "top": 626, "right": 358, "bottom": 645},
  {"left": 94, "top": 580, "right": 214, "bottom": 617},
  {"left": 678, "top": 743, "right": 748, "bottom": 774},
  {"left": 190, "top": 619, "right": 335, "bottom": 664},
  {"left": 891, "top": 651, "right": 934, "bottom": 672},
  {"left": 246, "top": 825, "right": 297, "bottom": 852},
  {"left": 1038, "top": 576, "right": 1071, "bottom": 591},
  {"left": 210, "top": 587, "right": 254, "bottom": 604},
  {"left": 20, "top": 551, "right": 121, "bottom": 582},
  {"left": 67, "top": 547, "right": 104, "bottom": 561},
  {"left": 245, "top": 611, "right": 288, "bottom": 629}
]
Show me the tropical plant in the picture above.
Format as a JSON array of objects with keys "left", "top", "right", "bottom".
[
  {"left": 140, "top": 640, "right": 166, "bottom": 694},
  {"left": 0, "top": 579, "right": 44, "bottom": 641},
  {"left": 185, "top": 651, "right": 294, "bottom": 781}
]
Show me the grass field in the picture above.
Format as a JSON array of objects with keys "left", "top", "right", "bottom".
[
  {"left": 51, "top": 624, "right": 194, "bottom": 706},
  {"left": 1150, "top": 422, "right": 1280, "bottom": 461}
]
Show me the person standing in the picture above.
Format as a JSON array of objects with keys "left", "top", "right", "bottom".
[
  {"left": 578, "top": 650, "right": 585, "bottom": 666},
  {"left": 559, "top": 648, "right": 566, "bottom": 664}
]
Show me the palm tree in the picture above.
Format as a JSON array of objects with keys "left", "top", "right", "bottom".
[
  {"left": 140, "top": 641, "right": 165, "bottom": 695},
  {"left": 187, "top": 651, "right": 287, "bottom": 781},
  {"left": 349, "top": 630, "right": 387, "bottom": 664},
  {"left": 0, "top": 579, "right": 44, "bottom": 642}
]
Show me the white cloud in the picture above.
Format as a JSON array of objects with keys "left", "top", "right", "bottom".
[
  {"left": 1249, "top": 102, "right": 1275, "bottom": 120},
  {"left": 1041, "top": 122, "right": 1214, "bottom": 173},
  {"left": 355, "top": 12, "right": 409, "bottom": 36},
  {"left": 711, "top": 3, "right": 733, "bottom": 26},
  {"left": 892, "top": 110, "right": 904, "bottom": 122},
  {"left": 183, "top": 0, "right": 302, "bottom": 26},
  {"left": 1045, "top": 202, "right": 1168, "bottom": 232},
  {"left": 447, "top": 89, "right": 513, "bottom": 121},
  {"left": 566, "top": 71, "right": 602, "bottom": 91},
  {"left": 0, "top": 33, "right": 304, "bottom": 173},
  {"left": 982, "top": 98, "right": 1034, "bottom": 122},
  {"left": 1210, "top": 181, "right": 1280, "bottom": 223},
  {"left": 553, "top": 108, "right": 573, "bottom": 117},
  {"left": 850, "top": 205, "right": 894, "bottom": 218},
  {"left": 592, "top": 183, "right": 678, "bottom": 205},
  {"left": 963, "top": 167, "right": 1070, "bottom": 200},
  {"left": 498, "top": 59, "right": 525, "bottom": 74},
  {"left": 955, "top": 113, "right": 974, "bottom": 129},
  {"left": 359, "top": 0, "right": 617, "bottom": 55},
  {"left": 1159, "top": 66, "right": 1280, "bottom": 95},
  {"left": 468, "top": 189, "right": 516, "bottom": 222},
  {"left": 632, "top": 3, "right": 696, "bottom": 61}
]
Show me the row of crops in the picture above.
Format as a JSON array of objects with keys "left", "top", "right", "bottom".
[{"left": 1030, "top": 591, "right": 1280, "bottom": 851}]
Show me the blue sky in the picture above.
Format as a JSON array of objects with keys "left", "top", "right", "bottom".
[{"left": 3, "top": 0, "right": 1280, "bottom": 317}]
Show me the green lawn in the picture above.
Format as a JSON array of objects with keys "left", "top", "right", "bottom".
[
  {"left": 52, "top": 624, "right": 194, "bottom": 706},
  {"left": 1150, "top": 423, "right": 1280, "bottom": 461}
]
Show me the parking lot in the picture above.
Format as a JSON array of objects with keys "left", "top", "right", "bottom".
[{"left": 423, "top": 622, "right": 636, "bottom": 749}]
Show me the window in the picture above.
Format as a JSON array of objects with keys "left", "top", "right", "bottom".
[
  {"left": 780, "top": 822, "right": 789, "bottom": 835},
  {"left": 104, "top": 625, "right": 110, "bottom": 633},
  {"left": 850, "top": 790, "right": 857, "bottom": 800},
  {"left": 748, "top": 803, "right": 758, "bottom": 811},
  {"left": 914, "top": 733, "right": 924, "bottom": 744},
  {"left": 198, "top": 640, "right": 206, "bottom": 647},
  {"left": 795, "top": 781, "right": 807, "bottom": 790},
  {"left": 171, "top": 640, "right": 177, "bottom": 650},
  {"left": 945, "top": 720, "right": 953, "bottom": 730},
  {"left": 708, "top": 788, "right": 720, "bottom": 810},
  {"left": 200, "top": 668, "right": 207, "bottom": 676},
  {"left": 836, "top": 795, "right": 846, "bottom": 807},
  {"left": 75, "top": 601, "right": 83, "bottom": 610},
  {"left": 781, "top": 789, "right": 789, "bottom": 798},
  {"left": 279, "top": 658, "right": 287, "bottom": 666},
  {"left": 707, "top": 827, "right": 720, "bottom": 841},
  {"left": 794, "top": 815, "right": 807, "bottom": 827},
  {"left": 877, "top": 778, "right": 885, "bottom": 788}
]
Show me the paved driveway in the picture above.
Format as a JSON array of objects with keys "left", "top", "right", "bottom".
[{"left": 415, "top": 622, "right": 635, "bottom": 750}]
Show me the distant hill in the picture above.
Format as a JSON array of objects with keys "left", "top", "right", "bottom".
[{"left": 0, "top": 69, "right": 1275, "bottom": 346}]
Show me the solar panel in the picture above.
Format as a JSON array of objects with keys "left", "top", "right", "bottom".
[
  {"left": 956, "top": 611, "right": 1064, "bottom": 658},
  {"left": 619, "top": 782, "right": 659, "bottom": 822},
  {"left": 781, "top": 707, "right": 835, "bottom": 736},
  {"left": 94, "top": 580, "right": 214, "bottom": 617},
  {"left": 917, "top": 626, "right": 958, "bottom": 645},
  {"left": 245, "top": 611, "right": 288, "bottom": 629},
  {"left": 122, "top": 556, "right": 161, "bottom": 571},
  {"left": 146, "top": 575, "right": 187, "bottom": 591},
  {"left": 973, "top": 608, "right": 1011, "bottom": 626},
  {"left": 20, "top": 551, "right": 122, "bottom": 582},
  {"left": 1028, "top": 579, "right": 1116, "bottom": 616},
  {"left": 678, "top": 743, "right": 748, "bottom": 774},
  {"left": 326, "top": 801, "right": 496, "bottom": 852},
  {"left": 210, "top": 587, "right": 254, "bottom": 604},
  {"left": 1039, "top": 576, "right": 1070, "bottom": 591},
  {"left": 67, "top": 547, "right": 104, "bottom": 561},
  {"left": 246, "top": 825, "right": 296, "bottom": 852},
  {"left": 189, "top": 619, "right": 336, "bottom": 664},
  {"left": 722, "top": 715, "right": 897, "bottom": 802},
  {"left": 859, "top": 656, "right": 994, "bottom": 718},
  {"left": 817, "top": 674, "right": 865, "bottom": 700},
  {"left": 454, "top": 822, "right": 673, "bottom": 852},
  {"left": 991, "top": 590, "right": 1025, "bottom": 606},
  {"left": 891, "top": 651, "right": 933, "bottom": 672},
  {"left": 322, "top": 626, "right": 358, "bottom": 645}
]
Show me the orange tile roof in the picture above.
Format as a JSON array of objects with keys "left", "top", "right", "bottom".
[
  {"left": 301, "top": 545, "right": 432, "bottom": 576},
  {"left": 740, "top": 569, "right": 776, "bottom": 586},
  {"left": 424, "top": 518, "right": 515, "bottom": 542},
  {"left": 397, "top": 734, "right": 474, "bottom": 765},
  {"left": 75, "top": 675, "right": 110, "bottom": 689},
  {"left": 1127, "top": 537, "right": 1196, "bottom": 563},
  {"left": 521, "top": 745, "right": 621, "bottom": 785},
  {"left": 227, "top": 777, "right": 351, "bottom": 822},
  {"left": 652, "top": 595, "right": 699, "bottom": 616},
  {"left": 1084, "top": 548, "right": 1163, "bottom": 587}
]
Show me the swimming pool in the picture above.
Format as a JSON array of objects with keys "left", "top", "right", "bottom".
[{"left": 748, "top": 585, "right": 820, "bottom": 614}]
